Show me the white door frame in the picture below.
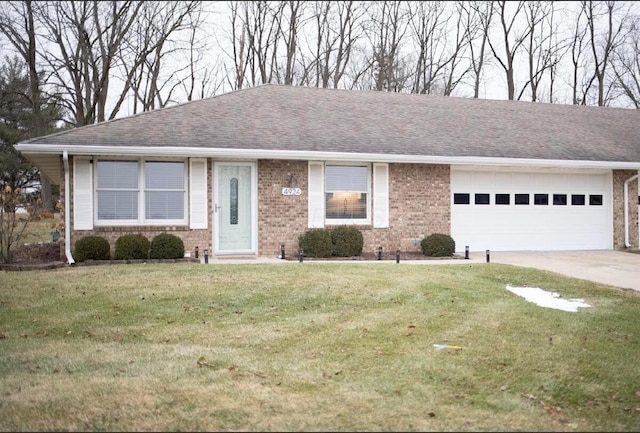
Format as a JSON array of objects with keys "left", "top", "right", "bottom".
[{"left": 213, "top": 161, "right": 258, "bottom": 255}]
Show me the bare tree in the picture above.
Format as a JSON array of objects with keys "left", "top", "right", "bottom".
[
  {"left": 275, "top": 0, "right": 304, "bottom": 85},
  {"left": 251, "top": 1, "right": 284, "bottom": 86},
  {"left": 443, "top": 2, "right": 475, "bottom": 96},
  {"left": 302, "top": 1, "right": 365, "bottom": 89},
  {"left": 227, "top": 1, "right": 250, "bottom": 90},
  {"left": 487, "top": 0, "right": 532, "bottom": 100},
  {"left": 567, "top": 4, "right": 590, "bottom": 104},
  {"left": 583, "top": 0, "right": 632, "bottom": 106},
  {"left": 35, "top": 1, "right": 144, "bottom": 125},
  {"left": 463, "top": 1, "right": 494, "bottom": 98},
  {"left": 407, "top": 1, "right": 449, "bottom": 94},
  {"left": 364, "top": 0, "right": 410, "bottom": 92},
  {"left": 611, "top": 15, "right": 640, "bottom": 108},
  {"left": 518, "top": 1, "right": 561, "bottom": 102},
  {"left": 115, "top": 1, "right": 204, "bottom": 113},
  {"left": 180, "top": 5, "right": 222, "bottom": 101}
]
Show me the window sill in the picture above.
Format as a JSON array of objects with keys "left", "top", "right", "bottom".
[
  {"left": 93, "top": 225, "right": 190, "bottom": 232},
  {"left": 325, "top": 224, "right": 373, "bottom": 231}
]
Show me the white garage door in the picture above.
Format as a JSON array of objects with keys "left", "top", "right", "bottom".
[{"left": 451, "top": 169, "right": 612, "bottom": 252}]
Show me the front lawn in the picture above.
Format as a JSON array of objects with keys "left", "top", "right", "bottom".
[{"left": 1, "top": 262, "right": 638, "bottom": 431}]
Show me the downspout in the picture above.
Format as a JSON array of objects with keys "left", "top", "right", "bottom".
[
  {"left": 63, "top": 151, "right": 75, "bottom": 265},
  {"left": 624, "top": 173, "right": 639, "bottom": 248}
]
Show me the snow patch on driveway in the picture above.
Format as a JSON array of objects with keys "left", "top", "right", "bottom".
[{"left": 506, "top": 285, "right": 591, "bottom": 312}]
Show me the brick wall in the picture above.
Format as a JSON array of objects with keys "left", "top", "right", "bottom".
[
  {"left": 257, "top": 160, "right": 308, "bottom": 256},
  {"left": 256, "top": 161, "right": 451, "bottom": 256},
  {"left": 613, "top": 169, "right": 639, "bottom": 250},
  {"left": 382, "top": 163, "right": 451, "bottom": 253}
]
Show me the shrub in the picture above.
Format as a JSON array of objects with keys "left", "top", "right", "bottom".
[
  {"left": 114, "top": 234, "right": 150, "bottom": 260},
  {"left": 73, "top": 235, "right": 110, "bottom": 262},
  {"left": 149, "top": 233, "right": 185, "bottom": 259},
  {"left": 298, "top": 229, "right": 332, "bottom": 258},
  {"left": 420, "top": 233, "right": 456, "bottom": 257},
  {"left": 331, "top": 226, "right": 364, "bottom": 257}
]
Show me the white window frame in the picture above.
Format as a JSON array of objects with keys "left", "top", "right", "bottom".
[
  {"left": 94, "top": 157, "right": 188, "bottom": 226},
  {"left": 324, "top": 163, "right": 371, "bottom": 225}
]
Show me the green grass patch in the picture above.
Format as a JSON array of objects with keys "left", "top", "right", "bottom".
[{"left": 1, "top": 262, "right": 639, "bottom": 431}]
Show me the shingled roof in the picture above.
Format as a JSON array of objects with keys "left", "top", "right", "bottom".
[{"left": 17, "top": 84, "right": 640, "bottom": 165}]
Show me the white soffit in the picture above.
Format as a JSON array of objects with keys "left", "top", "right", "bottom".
[{"left": 15, "top": 144, "right": 640, "bottom": 170}]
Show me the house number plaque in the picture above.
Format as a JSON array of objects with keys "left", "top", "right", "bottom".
[{"left": 282, "top": 187, "right": 302, "bottom": 196}]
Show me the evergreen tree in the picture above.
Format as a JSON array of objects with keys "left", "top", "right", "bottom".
[{"left": 0, "top": 56, "right": 65, "bottom": 263}]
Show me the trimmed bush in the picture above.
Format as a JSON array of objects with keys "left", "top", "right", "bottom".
[
  {"left": 114, "top": 234, "right": 150, "bottom": 260},
  {"left": 298, "top": 229, "right": 332, "bottom": 258},
  {"left": 149, "top": 233, "right": 185, "bottom": 259},
  {"left": 73, "top": 235, "right": 110, "bottom": 262},
  {"left": 420, "top": 233, "right": 456, "bottom": 257},
  {"left": 331, "top": 226, "right": 364, "bottom": 257}
]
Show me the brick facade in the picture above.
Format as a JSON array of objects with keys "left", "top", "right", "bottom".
[
  {"left": 613, "top": 169, "right": 639, "bottom": 250},
  {"left": 61, "top": 156, "right": 636, "bottom": 259},
  {"left": 257, "top": 161, "right": 451, "bottom": 256},
  {"left": 257, "top": 160, "right": 308, "bottom": 256}
]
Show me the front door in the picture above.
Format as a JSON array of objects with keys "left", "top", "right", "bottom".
[{"left": 214, "top": 162, "right": 257, "bottom": 254}]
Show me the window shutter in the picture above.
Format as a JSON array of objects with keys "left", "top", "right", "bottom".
[
  {"left": 308, "top": 161, "right": 325, "bottom": 228},
  {"left": 373, "top": 163, "right": 389, "bottom": 228},
  {"left": 189, "top": 158, "right": 208, "bottom": 229},
  {"left": 73, "top": 157, "right": 93, "bottom": 230}
]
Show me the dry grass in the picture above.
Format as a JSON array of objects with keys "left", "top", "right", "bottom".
[
  {"left": 1, "top": 262, "right": 639, "bottom": 431},
  {"left": 15, "top": 213, "right": 63, "bottom": 245}
]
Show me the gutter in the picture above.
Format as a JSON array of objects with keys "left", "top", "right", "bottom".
[
  {"left": 62, "top": 151, "right": 75, "bottom": 265},
  {"left": 624, "top": 173, "right": 639, "bottom": 248},
  {"left": 13, "top": 143, "right": 640, "bottom": 171}
]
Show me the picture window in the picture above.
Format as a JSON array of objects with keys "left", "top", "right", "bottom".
[
  {"left": 96, "top": 159, "right": 186, "bottom": 224},
  {"left": 325, "top": 165, "right": 369, "bottom": 221}
]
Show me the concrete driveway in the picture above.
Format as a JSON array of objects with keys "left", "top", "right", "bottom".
[{"left": 485, "top": 250, "right": 640, "bottom": 292}]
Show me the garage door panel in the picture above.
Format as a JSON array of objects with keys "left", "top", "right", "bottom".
[{"left": 451, "top": 170, "right": 612, "bottom": 252}]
